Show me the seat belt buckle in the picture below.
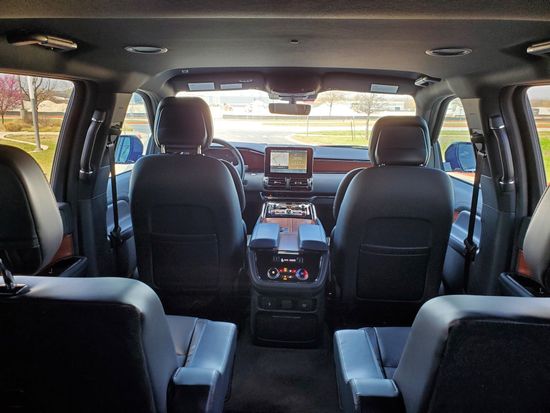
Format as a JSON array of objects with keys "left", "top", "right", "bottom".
[
  {"left": 109, "top": 227, "right": 123, "bottom": 248},
  {"left": 464, "top": 238, "right": 478, "bottom": 262},
  {"left": 106, "top": 126, "right": 122, "bottom": 148}
]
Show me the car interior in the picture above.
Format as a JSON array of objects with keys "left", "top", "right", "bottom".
[{"left": 1, "top": 1, "right": 550, "bottom": 412}]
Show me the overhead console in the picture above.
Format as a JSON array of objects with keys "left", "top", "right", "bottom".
[{"left": 263, "top": 146, "right": 313, "bottom": 191}]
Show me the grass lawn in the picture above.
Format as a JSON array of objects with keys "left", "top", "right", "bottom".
[
  {"left": 0, "top": 134, "right": 59, "bottom": 180},
  {"left": 539, "top": 131, "right": 550, "bottom": 184}
]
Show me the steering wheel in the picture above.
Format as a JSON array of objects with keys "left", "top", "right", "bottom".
[{"left": 210, "top": 138, "right": 246, "bottom": 181}]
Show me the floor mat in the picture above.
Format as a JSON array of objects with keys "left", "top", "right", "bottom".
[{"left": 224, "top": 327, "right": 340, "bottom": 413}]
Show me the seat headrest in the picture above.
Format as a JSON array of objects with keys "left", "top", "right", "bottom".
[
  {"left": 369, "top": 116, "right": 430, "bottom": 166},
  {"left": 524, "top": 186, "right": 550, "bottom": 289},
  {"left": 154, "top": 97, "right": 213, "bottom": 153},
  {"left": 0, "top": 145, "right": 63, "bottom": 274}
]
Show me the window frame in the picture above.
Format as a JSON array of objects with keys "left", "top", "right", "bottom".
[
  {"left": 524, "top": 85, "right": 550, "bottom": 195},
  {"left": 434, "top": 96, "right": 474, "bottom": 185},
  {"left": 115, "top": 91, "right": 153, "bottom": 174}
]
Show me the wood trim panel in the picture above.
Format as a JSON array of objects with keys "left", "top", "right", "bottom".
[
  {"left": 50, "top": 234, "right": 74, "bottom": 263},
  {"left": 313, "top": 159, "right": 371, "bottom": 173},
  {"left": 261, "top": 217, "right": 315, "bottom": 233},
  {"left": 516, "top": 248, "right": 533, "bottom": 277}
]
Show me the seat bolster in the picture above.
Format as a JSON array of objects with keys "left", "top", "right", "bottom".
[
  {"left": 363, "top": 327, "right": 410, "bottom": 378},
  {"left": 167, "top": 317, "right": 237, "bottom": 413},
  {"left": 334, "top": 329, "right": 388, "bottom": 413},
  {"left": 349, "top": 378, "right": 404, "bottom": 412},
  {"left": 171, "top": 367, "right": 221, "bottom": 413},
  {"left": 166, "top": 315, "right": 199, "bottom": 364}
]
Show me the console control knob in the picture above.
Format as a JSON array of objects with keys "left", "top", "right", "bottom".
[
  {"left": 295, "top": 268, "right": 309, "bottom": 281},
  {"left": 267, "top": 267, "right": 280, "bottom": 280}
]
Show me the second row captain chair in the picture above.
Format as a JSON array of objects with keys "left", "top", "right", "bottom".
[
  {"left": 331, "top": 116, "right": 454, "bottom": 322},
  {"left": 0, "top": 144, "right": 237, "bottom": 413},
  {"left": 333, "top": 184, "right": 550, "bottom": 413},
  {"left": 130, "top": 97, "right": 247, "bottom": 316}
]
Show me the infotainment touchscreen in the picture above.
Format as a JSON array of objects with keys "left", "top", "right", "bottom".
[{"left": 265, "top": 147, "right": 313, "bottom": 178}]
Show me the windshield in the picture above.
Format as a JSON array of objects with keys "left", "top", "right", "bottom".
[{"left": 176, "top": 90, "right": 415, "bottom": 147}]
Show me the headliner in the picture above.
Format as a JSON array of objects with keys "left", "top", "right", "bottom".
[{"left": 0, "top": 1, "right": 549, "bottom": 94}]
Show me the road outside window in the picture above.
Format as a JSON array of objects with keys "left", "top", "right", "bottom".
[{"left": 0, "top": 73, "right": 73, "bottom": 180}]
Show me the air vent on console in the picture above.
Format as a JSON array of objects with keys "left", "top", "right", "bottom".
[
  {"left": 289, "top": 178, "right": 312, "bottom": 191},
  {"left": 265, "top": 177, "right": 287, "bottom": 189}
]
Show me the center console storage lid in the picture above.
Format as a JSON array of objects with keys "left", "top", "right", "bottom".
[
  {"left": 250, "top": 222, "right": 280, "bottom": 250},
  {"left": 298, "top": 223, "right": 328, "bottom": 252}
]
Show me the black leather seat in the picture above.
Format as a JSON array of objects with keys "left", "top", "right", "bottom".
[
  {"left": 0, "top": 145, "right": 63, "bottom": 274},
  {"left": 331, "top": 116, "right": 454, "bottom": 321},
  {"left": 0, "top": 145, "right": 238, "bottom": 413},
  {"left": 334, "top": 185, "right": 550, "bottom": 413},
  {"left": 130, "top": 97, "right": 246, "bottom": 315}
]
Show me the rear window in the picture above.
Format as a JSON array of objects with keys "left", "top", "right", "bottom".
[{"left": 0, "top": 73, "right": 74, "bottom": 180}]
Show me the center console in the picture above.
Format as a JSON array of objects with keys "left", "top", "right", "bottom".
[{"left": 248, "top": 148, "right": 329, "bottom": 346}]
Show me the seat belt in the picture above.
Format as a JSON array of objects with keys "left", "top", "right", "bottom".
[
  {"left": 106, "top": 125, "right": 123, "bottom": 255},
  {"left": 463, "top": 132, "right": 486, "bottom": 291}
]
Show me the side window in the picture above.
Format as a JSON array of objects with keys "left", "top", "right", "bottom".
[
  {"left": 526, "top": 85, "right": 550, "bottom": 185},
  {"left": 0, "top": 73, "right": 74, "bottom": 180},
  {"left": 439, "top": 98, "right": 475, "bottom": 183},
  {"left": 115, "top": 92, "right": 151, "bottom": 174}
]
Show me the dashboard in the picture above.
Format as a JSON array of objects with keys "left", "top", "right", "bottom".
[
  {"left": 205, "top": 142, "right": 371, "bottom": 234},
  {"left": 205, "top": 143, "right": 370, "bottom": 175}
]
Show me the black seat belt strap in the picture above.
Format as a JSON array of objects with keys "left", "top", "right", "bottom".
[
  {"left": 463, "top": 132, "right": 486, "bottom": 291},
  {"left": 106, "top": 125, "right": 123, "bottom": 250}
]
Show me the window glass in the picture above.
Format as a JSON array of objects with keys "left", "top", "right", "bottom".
[
  {"left": 175, "top": 89, "right": 415, "bottom": 149},
  {"left": 439, "top": 98, "right": 475, "bottom": 183},
  {"left": 0, "top": 73, "right": 74, "bottom": 180},
  {"left": 116, "top": 93, "right": 151, "bottom": 174},
  {"left": 526, "top": 85, "right": 550, "bottom": 184}
]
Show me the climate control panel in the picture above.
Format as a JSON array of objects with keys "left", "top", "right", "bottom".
[{"left": 255, "top": 252, "right": 319, "bottom": 283}]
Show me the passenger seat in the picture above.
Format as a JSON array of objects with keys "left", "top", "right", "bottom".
[
  {"left": 0, "top": 145, "right": 237, "bottom": 413},
  {"left": 333, "top": 185, "right": 550, "bottom": 413}
]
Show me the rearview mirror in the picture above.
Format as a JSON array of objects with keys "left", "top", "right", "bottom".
[
  {"left": 444, "top": 142, "right": 475, "bottom": 172},
  {"left": 115, "top": 134, "right": 144, "bottom": 164},
  {"left": 269, "top": 103, "right": 311, "bottom": 116}
]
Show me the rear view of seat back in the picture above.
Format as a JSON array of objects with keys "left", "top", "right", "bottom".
[
  {"left": 0, "top": 145, "right": 63, "bottom": 275},
  {"left": 0, "top": 276, "right": 179, "bottom": 413},
  {"left": 332, "top": 117, "right": 454, "bottom": 318}
]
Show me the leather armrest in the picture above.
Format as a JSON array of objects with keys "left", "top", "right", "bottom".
[
  {"left": 350, "top": 378, "right": 404, "bottom": 412},
  {"left": 249, "top": 222, "right": 280, "bottom": 249},
  {"left": 170, "top": 367, "right": 221, "bottom": 413}
]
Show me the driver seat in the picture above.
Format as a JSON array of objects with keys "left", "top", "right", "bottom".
[{"left": 130, "top": 97, "right": 246, "bottom": 316}]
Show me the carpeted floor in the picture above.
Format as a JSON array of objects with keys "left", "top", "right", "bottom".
[{"left": 224, "top": 326, "right": 340, "bottom": 413}]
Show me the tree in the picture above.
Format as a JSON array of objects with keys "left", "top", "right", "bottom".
[
  {"left": 18, "top": 76, "right": 57, "bottom": 111},
  {"left": 352, "top": 93, "right": 386, "bottom": 138},
  {"left": 0, "top": 75, "right": 23, "bottom": 125},
  {"left": 315, "top": 91, "right": 345, "bottom": 116}
]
